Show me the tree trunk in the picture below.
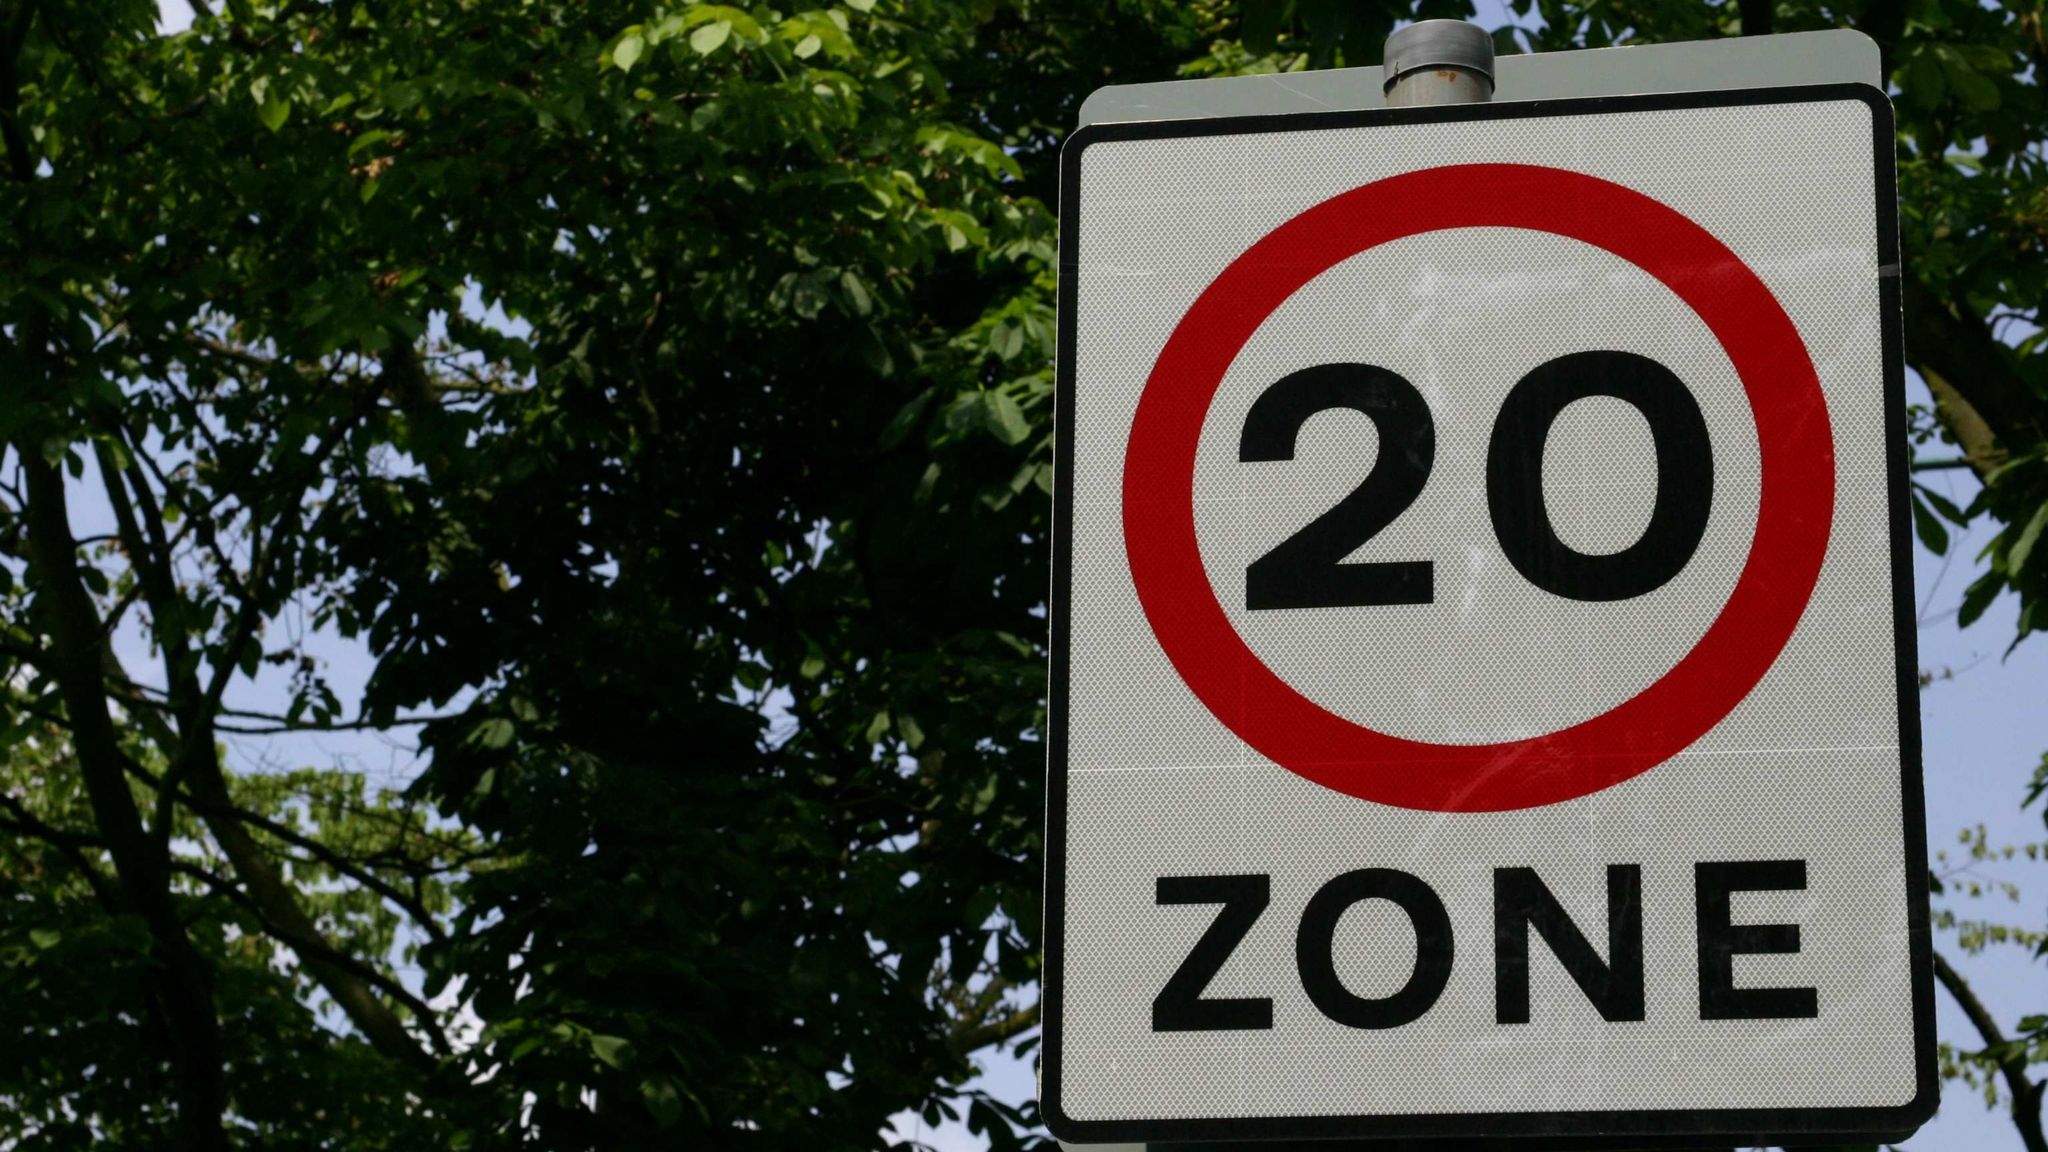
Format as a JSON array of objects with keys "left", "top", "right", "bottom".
[{"left": 21, "top": 453, "right": 230, "bottom": 1151}]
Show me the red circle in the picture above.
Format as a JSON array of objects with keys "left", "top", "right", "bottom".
[{"left": 1122, "top": 164, "right": 1834, "bottom": 812}]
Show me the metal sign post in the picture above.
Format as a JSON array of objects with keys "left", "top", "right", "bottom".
[
  {"left": 1046, "top": 24, "right": 1929, "bottom": 1152},
  {"left": 1382, "top": 20, "right": 1495, "bottom": 106}
]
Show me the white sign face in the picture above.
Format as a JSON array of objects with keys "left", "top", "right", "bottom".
[{"left": 1043, "top": 86, "right": 1932, "bottom": 1146}]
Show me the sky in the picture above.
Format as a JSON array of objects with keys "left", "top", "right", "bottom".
[
  {"left": 142, "top": 3, "right": 2048, "bottom": 1149},
  {"left": 1895, "top": 390, "right": 2048, "bottom": 1152}
]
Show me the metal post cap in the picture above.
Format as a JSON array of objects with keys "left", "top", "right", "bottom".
[{"left": 1381, "top": 20, "right": 1495, "bottom": 90}]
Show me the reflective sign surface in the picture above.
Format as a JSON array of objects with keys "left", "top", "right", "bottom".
[{"left": 1044, "top": 86, "right": 1931, "bottom": 1145}]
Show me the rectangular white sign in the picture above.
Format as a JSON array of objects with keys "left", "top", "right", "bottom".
[{"left": 1043, "top": 85, "right": 1932, "bottom": 1145}]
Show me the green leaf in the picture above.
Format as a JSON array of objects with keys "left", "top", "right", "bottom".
[
  {"left": 1241, "top": 0, "right": 1283, "bottom": 53},
  {"left": 793, "top": 33, "right": 822, "bottom": 59},
  {"left": 839, "top": 270, "right": 872, "bottom": 316},
  {"left": 878, "top": 390, "right": 930, "bottom": 450},
  {"left": 642, "top": 1078, "right": 686, "bottom": 1127},
  {"left": 347, "top": 128, "right": 394, "bottom": 159},
  {"left": 943, "top": 392, "right": 983, "bottom": 436},
  {"left": 613, "top": 34, "right": 647, "bottom": 72},
  {"left": 1007, "top": 459, "right": 1038, "bottom": 495},
  {"left": 469, "top": 718, "right": 516, "bottom": 750},
  {"left": 990, "top": 322, "right": 1024, "bottom": 361},
  {"left": 260, "top": 98, "right": 290, "bottom": 133},
  {"left": 1958, "top": 573, "right": 2002, "bottom": 629},
  {"left": 1914, "top": 483, "right": 1969, "bottom": 524},
  {"left": 860, "top": 327, "right": 895, "bottom": 376},
  {"left": 2009, "top": 501, "right": 2048, "bottom": 576},
  {"left": 1912, "top": 495, "right": 1949, "bottom": 554},
  {"left": 590, "top": 1034, "right": 633, "bottom": 1069},
  {"left": 1903, "top": 51, "right": 1946, "bottom": 109},
  {"left": 28, "top": 928, "right": 59, "bottom": 950},
  {"left": 1940, "top": 47, "right": 2001, "bottom": 111},
  {"left": 690, "top": 21, "right": 732, "bottom": 55},
  {"left": 982, "top": 391, "right": 1030, "bottom": 446},
  {"left": 864, "top": 710, "right": 890, "bottom": 745},
  {"left": 1983, "top": 452, "right": 2043, "bottom": 488}
]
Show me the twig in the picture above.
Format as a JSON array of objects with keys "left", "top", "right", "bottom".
[{"left": 1934, "top": 949, "right": 2048, "bottom": 1152}]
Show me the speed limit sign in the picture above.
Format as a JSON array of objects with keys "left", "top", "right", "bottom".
[{"left": 1042, "top": 85, "right": 1933, "bottom": 1144}]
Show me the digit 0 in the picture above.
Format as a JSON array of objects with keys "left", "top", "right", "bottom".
[{"left": 1486, "top": 351, "right": 1713, "bottom": 602}]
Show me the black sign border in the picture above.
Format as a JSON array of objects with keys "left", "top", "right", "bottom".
[{"left": 1042, "top": 82, "right": 1935, "bottom": 1147}]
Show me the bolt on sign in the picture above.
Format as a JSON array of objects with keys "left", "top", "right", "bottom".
[{"left": 1043, "top": 85, "right": 1933, "bottom": 1146}]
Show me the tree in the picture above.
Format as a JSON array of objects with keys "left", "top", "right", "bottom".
[
  {"left": 3, "top": 0, "right": 498, "bottom": 1144},
  {"left": 3, "top": 0, "right": 2048, "bottom": 1149},
  {"left": 0, "top": 0, "right": 1189, "bottom": 1145}
]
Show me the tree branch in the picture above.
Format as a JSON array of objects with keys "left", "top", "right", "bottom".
[
  {"left": 0, "top": 789, "right": 120, "bottom": 912},
  {"left": 90, "top": 369, "right": 445, "bottom": 1071},
  {"left": 1935, "top": 949, "right": 2047, "bottom": 1152},
  {"left": 0, "top": 2, "right": 37, "bottom": 183},
  {"left": 197, "top": 796, "right": 449, "bottom": 945},
  {"left": 947, "top": 1001, "right": 1039, "bottom": 1058},
  {"left": 1907, "top": 277, "right": 2044, "bottom": 468},
  {"left": 166, "top": 858, "right": 453, "bottom": 1057},
  {"left": 92, "top": 439, "right": 194, "bottom": 708}
]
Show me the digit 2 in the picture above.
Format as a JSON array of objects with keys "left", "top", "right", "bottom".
[{"left": 1239, "top": 363, "right": 1435, "bottom": 611}]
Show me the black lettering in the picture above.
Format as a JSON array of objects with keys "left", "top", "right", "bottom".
[
  {"left": 1152, "top": 875, "right": 1273, "bottom": 1032},
  {"left": 1241, "top": 363, "right": 1435, "bottom": 610},
  {"left": 1494, "top": 865, "right": 1645, "bottom": 1024},
  {"left": 1487, "top": 350, "right": 1713, "bottom": 601},
  {"left": 1696, "top": 859, "right": 1819, "bottom": 1020},
  {"left": 1296, "top": 868, "right": 1452, "bottom": 1029}
]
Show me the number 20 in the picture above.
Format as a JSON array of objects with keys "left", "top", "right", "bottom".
[{"left": 1240, "top": 351, "right": 1714, "bottom": 609}]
